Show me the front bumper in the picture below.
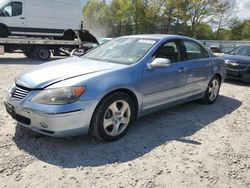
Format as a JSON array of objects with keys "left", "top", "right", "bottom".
[
  {"left": 5, "top": 90, "right": 99, "bottom": 137},
  {"left": 225, "top": 65, "right": 250, "bottom": 83}
]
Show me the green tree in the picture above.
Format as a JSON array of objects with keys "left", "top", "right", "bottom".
[
  {"left": 230, "top": 19, "right": 244, "bottom": 40},
  {"left": 241, "top": 19, "right": 250, "bottom": 40},
  {"left": 110, "top": 0, "right": 132, "bottom": 36},
  {"left": 212, "top": 0, "right": 234, "bottom": 39},
  {"left": 82, "top": 0, "right": 239, "bottom": 40},
  {"left": 83, "top": 0, "right": 112, "bottom": 37},
  {"left": 169, "top": 0, "right": 222, "bottom": 37},
  {"left": 195, "top": 23, "right": 214, "bottom": 39}
]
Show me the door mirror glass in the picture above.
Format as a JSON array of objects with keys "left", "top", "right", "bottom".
[{"left": 147, "top": 58, "right": 171, "bottom": 69}]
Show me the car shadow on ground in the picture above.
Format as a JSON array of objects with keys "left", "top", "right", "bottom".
[
  {"left": 0, "top": 56, "right": 62, "bottom": 65},
  {"left": 13, "top": 95, "right": 241, "bottom": 168}
]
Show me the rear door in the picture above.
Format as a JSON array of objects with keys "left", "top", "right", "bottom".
[
  {"left": 180, "top": 40, "right": 213, "bottom": 95},
  {"left": 0, "top": 1, "right": 26, "bottom": 35}
]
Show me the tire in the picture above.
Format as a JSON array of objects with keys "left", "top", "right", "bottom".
[
  {"left": 33, "top": 46, "right": 51, "bottom": 61},
  {"left": 201, "top": 75, "right": 221, "bottom": 104},
  {"left": 0, "top": 26, "right": 9, "bottom": 38},
  {"left": 90, "top": 92, "right": 135, "bottom": 142},
  {"left": 63, "top": 30, "right": 75, "bottom": 41}
]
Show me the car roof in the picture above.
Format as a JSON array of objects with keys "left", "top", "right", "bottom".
[{"left": 121, "top": 34, "right": 196, "bottom": 41}]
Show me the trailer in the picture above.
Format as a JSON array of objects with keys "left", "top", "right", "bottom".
[
  {"left": 0, "top": 30, "right": 99, "bottom": 60},
  {"left": 0, "top": 36, "right": 82, "bottom": 60}
]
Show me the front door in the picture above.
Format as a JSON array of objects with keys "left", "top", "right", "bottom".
[{"left": 142, "top": 40, "right": 189, "bottom": 111}]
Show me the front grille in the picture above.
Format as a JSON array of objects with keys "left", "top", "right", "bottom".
[
  {"left": 226, "top": 63, "right": 248, "bottom": 70},
  {"left": 11, "top": 85, "right": 31, "bottom": 101}
]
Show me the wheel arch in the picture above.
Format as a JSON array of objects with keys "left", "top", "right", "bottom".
[
  {"left": 88, "top": 88, "right": 140, "bottom": 135},
  {"left": 0, "top": 23, "right": 10, "bottom": 35},
  {"left": 63, "top": 29, "right": 75, "bottom": 36},
  {"left": 211, "top": 73, "right": 222, "bottom": 84},
  {"left": 91, "top": 88, "right": 139, "bottom": 122}
]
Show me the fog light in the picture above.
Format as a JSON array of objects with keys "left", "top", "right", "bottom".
[{"left": 40, "top": 122, "right": 48, "bottom": 129}]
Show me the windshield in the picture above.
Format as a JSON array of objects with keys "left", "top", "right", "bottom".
[
  {"left": 82, "top": 37, "right": 157, "bottom": 65},
  {"left": 229, "top": 46, "right": 250, "bottom": 56}
]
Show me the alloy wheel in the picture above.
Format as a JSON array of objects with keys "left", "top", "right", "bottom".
[
  {"left": 208, "top": 79, "right": 220, "bottom": 101},
  {"left": 103, "top": 100, "right": 131, "bottom": 137}
]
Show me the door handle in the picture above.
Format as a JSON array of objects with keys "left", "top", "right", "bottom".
[
  {"left": 20, "top": 17, "right": 25, "bottom": 20},
  {"left": 178, "top": 67, "right": 187, "bottom": 73}
]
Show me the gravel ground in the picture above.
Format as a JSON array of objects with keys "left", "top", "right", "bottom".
[{"left": 0, "top": 53, "right": 249, "bottom": 188}]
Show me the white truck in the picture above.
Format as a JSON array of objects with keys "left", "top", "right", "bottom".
[
  {"left": 0, "top": 0, "right": 98, "bottom": 60},
  {"left": 0, "top": 0, "right": 83, "bottom": 40}
]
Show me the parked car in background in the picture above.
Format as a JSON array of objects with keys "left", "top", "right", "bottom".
[
  {"left": 223, "top": 46, "right": 250, "bottom": 83},
  {"left": 71, "top": 38, "right": 113, "bottom": 57},
  {"left": 5, "top": 34, "right": 225, "bottom": 141},
  {"left": 0, "top": 0, "right": 82, "bottom": 40},
  {"left": 71, "top": 42, "right": 99, "bottom": 56},
  {"left": 209, "top": 46, "right": 224, "bottom": 56}
]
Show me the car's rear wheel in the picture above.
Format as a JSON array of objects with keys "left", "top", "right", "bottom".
[
  {"left": 90, "top": 92, "right": 135, "bottom": 142},
  {"left": 202, "top": 75, "right": 221, "bottom": 104}
]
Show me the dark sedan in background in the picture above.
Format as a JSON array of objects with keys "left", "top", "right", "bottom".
[{"left": 224, "top": 46, "right": 250, "bottom": 83}]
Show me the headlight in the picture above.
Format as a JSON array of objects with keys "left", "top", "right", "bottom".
[{"left": 31, "top": 86, "right": 85, "bottom": 105}]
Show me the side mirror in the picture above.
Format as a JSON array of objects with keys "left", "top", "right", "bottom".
[{"left": 147, "top": 58, "right": 171, "bottom": 70}]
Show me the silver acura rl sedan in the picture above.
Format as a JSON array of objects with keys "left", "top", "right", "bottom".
[{"left": 5, "top": 35, "right": 226, "bottom": 141}]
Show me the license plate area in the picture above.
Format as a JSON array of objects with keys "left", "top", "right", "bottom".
[{"left": 4, "top": 102, "right": 16, "bottom": 119}]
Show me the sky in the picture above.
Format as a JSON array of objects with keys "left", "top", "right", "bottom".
[
  {"left": 81, "top": 0, "right": 250, "bottom": 20},
  {"left": 233, "top": 0, "right": 250, "bottom": 19}
]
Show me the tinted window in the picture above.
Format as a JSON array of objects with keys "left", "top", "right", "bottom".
[
  {"left": 0, "top": 2, "right": 22, "bottom": 17},
  {"left": 154, "top": 42, "right": 181, "bottom": 63},
  {"left": 183, "top": 41, "right": 209, "bottom": 60},
  {"left": 229, "top": 46, "right": 250, "bottom": 56}
]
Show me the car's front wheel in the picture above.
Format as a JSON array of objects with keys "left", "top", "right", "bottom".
[
  {"left": 90, "top": 92, "right": 135, "bottom": 141},
  {"left": 202, "top": 75, "right": 221, "bottom": 104}
]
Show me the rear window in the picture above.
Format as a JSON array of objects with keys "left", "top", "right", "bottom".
[{"left": 183, "top": 41, "right": 209, "bottom": 60}]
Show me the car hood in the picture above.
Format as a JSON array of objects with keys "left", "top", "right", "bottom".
[
  {"left": 223, "top": 54, "right": 250, "bottom": 64},
  {"left": 16, "top": 57, "right": 125, "bottom": 89}
]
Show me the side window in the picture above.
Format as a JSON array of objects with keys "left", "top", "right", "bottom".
[
  {"left": 154, "top": 41, "right": 181, "bottom": 63},
  {"left": 13, "top": 2, "right": 22, "bottom": 16},
  {"left": 183, "top": 41, "right": 209, "bottom": 60},
  {"left": 0, "top": 2, "right": 22, "bottom": 17}
]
